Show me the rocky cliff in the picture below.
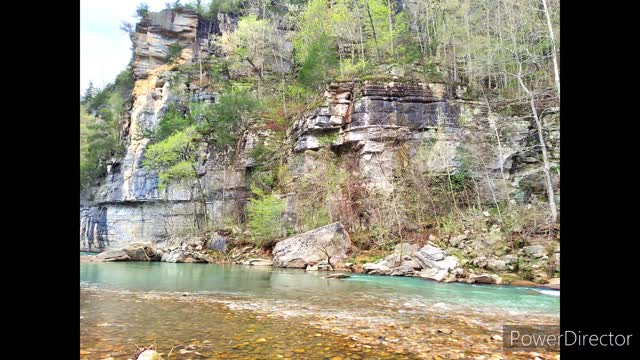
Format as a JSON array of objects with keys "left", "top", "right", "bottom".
[
  {"left": 81, "top": 9, "right": 243, "bottom": 252},
  {"left": 80, "top": 8, "right": 559, "bottom": 283}
]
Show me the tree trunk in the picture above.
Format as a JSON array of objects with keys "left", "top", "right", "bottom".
[
  {"left": 541, "top": 0, "right": 560, "bottom": 99},
  {"left": 517, "top": 75, "right": 558, "bottom": 224}
]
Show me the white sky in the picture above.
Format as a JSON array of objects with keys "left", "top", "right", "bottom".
[{"left": 80, "top": 0, "right": 173, "bottom": 96}]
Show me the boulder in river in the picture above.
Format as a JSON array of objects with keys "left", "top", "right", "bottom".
[
  {"left": 414, "top": 245, "right": 459, "bottom": 271},
  {"left": 419, "top": 268, "right": 449, "bottom": 282},
  {"left": 121, "top": 243, "right": 157, "bottom": 261},
  {"left": 469, "top": 273, "right": 503, "bottom": 285},
  {"left": 272, "top": 222, "right": 352, "bottom": 268},
  {"left": 95, "top": 249, "right": 131, "bottom": 262}
]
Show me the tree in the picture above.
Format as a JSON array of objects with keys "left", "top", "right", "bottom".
[
  {"left": 135, "top": 3, "right": 149, "bottom": 18},
  {"left": 81, "top": 82, "right": 95, "bottom": 104},
  {"left": 143, "top": 126, "right": 210, "bottom": 228},
  {"left": 219, "top": 13, "right": 292, "bottom": 82},
  {"left": 247, "top": 184, "right": 286, "bottom": 244}
]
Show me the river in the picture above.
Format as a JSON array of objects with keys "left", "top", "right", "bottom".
[{"left": 80, "top": 259, "right": 559, "bottom": 359}]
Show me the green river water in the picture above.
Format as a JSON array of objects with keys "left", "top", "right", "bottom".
[{"left": 80, "top": 260, "right": 559, "bottom": 360}]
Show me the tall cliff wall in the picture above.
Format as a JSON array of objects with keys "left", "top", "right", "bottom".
[{"left": 80, "top": 9, "right": 559, "bottom": 254}]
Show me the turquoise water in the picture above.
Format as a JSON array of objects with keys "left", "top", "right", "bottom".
[
  {"left": 81, "top": 262, "right": 559, "bottom": 359},
  {"left": 80, "top": 252, "right": 97, "bottom": 256},
  {"left": 80, "top": 262, "right": 559, "bottom": 317}
]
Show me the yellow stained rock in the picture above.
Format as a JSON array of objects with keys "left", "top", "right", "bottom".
[{"left": 293, "top": 348, "right": 305, "bottom": 353}]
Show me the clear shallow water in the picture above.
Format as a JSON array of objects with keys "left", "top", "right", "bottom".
[
  {"left": 80, "top": 262, "right": 559, "bottom": 359},
  {"left": 80, "top": 262, "right": 559, "bottom": 317}
]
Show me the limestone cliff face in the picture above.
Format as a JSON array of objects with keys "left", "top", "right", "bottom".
[
  {"left": 80, "top": 10, "right": 239, "bottom": 252},
  {"left": 288, "top": 81, "right": 558, "bottom": 199},
  {"left": 80, "top": 10, "right": 559, "bottom": 253}
]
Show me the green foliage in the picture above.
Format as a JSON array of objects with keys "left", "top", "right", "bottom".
[
  {"left": 135, "top": 3, "right": 149, "bottom": 18},
  {"left": 148, "top": 105, "right": 194, "bottom": 142},
  {"left": 198, "top": 87, "right": 259, "bottom": 146},
  {"left": 208, "top": 0, "right": 244, "bottom": 15},
  {"left": 247, "top": 185, "right": 287, "bottom": 243},
  {"left": 166, "top": 42, "right": 185, "bottom": 63},
  {"left": 297, "top": 32, "right": 339, "bottom": 89},
  {"left": 81, "top": 82, "right": 95, "bottom": 104},
  {"left": 143, "top": 126, "right": 200, "bottom": 190},
  {"left": 318, "top": 133, "right": 338, "bottom": 146},
  {"left": 80, "top": 103, "right": 124, "bottom": 189}
]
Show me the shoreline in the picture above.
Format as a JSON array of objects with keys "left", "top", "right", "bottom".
[{"left": 80, "top": 253, "right": 560, "bottom": 292}]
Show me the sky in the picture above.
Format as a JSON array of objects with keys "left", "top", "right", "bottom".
[{"left": 80, "top": 0, "right": 171, "bottom": 96}]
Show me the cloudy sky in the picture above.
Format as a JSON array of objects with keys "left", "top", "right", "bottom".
[{"left": 80, "top": 0, "right": 171, "bottom": 96}]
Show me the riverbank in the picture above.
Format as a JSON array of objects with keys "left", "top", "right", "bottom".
[{"left": 81, "top": 243, "right": 560, "bottom": 291}]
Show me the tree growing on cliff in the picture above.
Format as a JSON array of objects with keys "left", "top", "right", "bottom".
[
  {"left": 246, "top": 184, "right": 287, "bottom": 245},
  {"left": 143, "top": 126, "right": 209, "bottom": 229},
  {"left": 135, "top": 3, "right": 149, "bottom": 18}
]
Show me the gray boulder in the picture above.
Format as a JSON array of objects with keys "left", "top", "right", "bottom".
[
  {"left": 523, "top": 245, "right": 546, "bottom": 258},
  {"left": 363, "top": 262, "right": 392, "bottom": 275},
  {"left": 161, "top": 250, "right": 207, "bottom": 263},
  {"left": 469, "top": 273, "right": 503, "bottom": 285},
  {"left": 121, "top": 243, "right": 156, "bottom": 261},
  {"left": 272, "top": 222, "right": 352, "bottom": 268},
  {"left": 417, "top": 245, "right": 445, "bottom": 261},
  {"left": 208, "top": 236, "right": 227, "bottom": 252},
  {"left": 419, "top": 268, "right": 449, "bottom": 282},
  {"left": 486, "top": 259, "right": 507, "bottom": 272},
  {"left": 95, "top": 249, "right": 131, "bottom": 262},
  {"left": 394, "top": 243, "right": 417, "bottom": 257}
]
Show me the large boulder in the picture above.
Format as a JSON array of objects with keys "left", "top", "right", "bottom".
[
  {"left": 208, "top": 236, "right": 227, "bottom": 252},
  {"left": 469, "top": 273, "right": 503, "bottom": 285},
  {"left": 419, "top": 268, "right": 449, "bottom": 282},
  {"left": 272, "top": 222, "right": 352, "bottom": 268},
  {"left": 394, "top": 243, "right": 417, "bottom": 257},
  {"left": 95, "top": 249, "right": 131, "bottom": 262},
  {"left": 486, "top": 259, "right": 507, "bottom": 272},
  {"left": 121, "top": 243, "right": 157, "bottom": 261},
  {"left": 415, "top": 244, "right": 459, "bottom": 271},
  {"left": 363, "top": 262, "right": 392, "bottom": 275}
]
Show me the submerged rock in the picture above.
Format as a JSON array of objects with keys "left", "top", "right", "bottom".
[
  {"left": 325, "top": 273, "right": 350, "bottom": 279},
  {"left": 242, "top": 258, "right": 273, "bottom": 266},
  {"left": 272, "top": 222, "right": 352, "bottom": 268},
  {"left": 137, "top": 350, "right": 162, "bottom": 360}
]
